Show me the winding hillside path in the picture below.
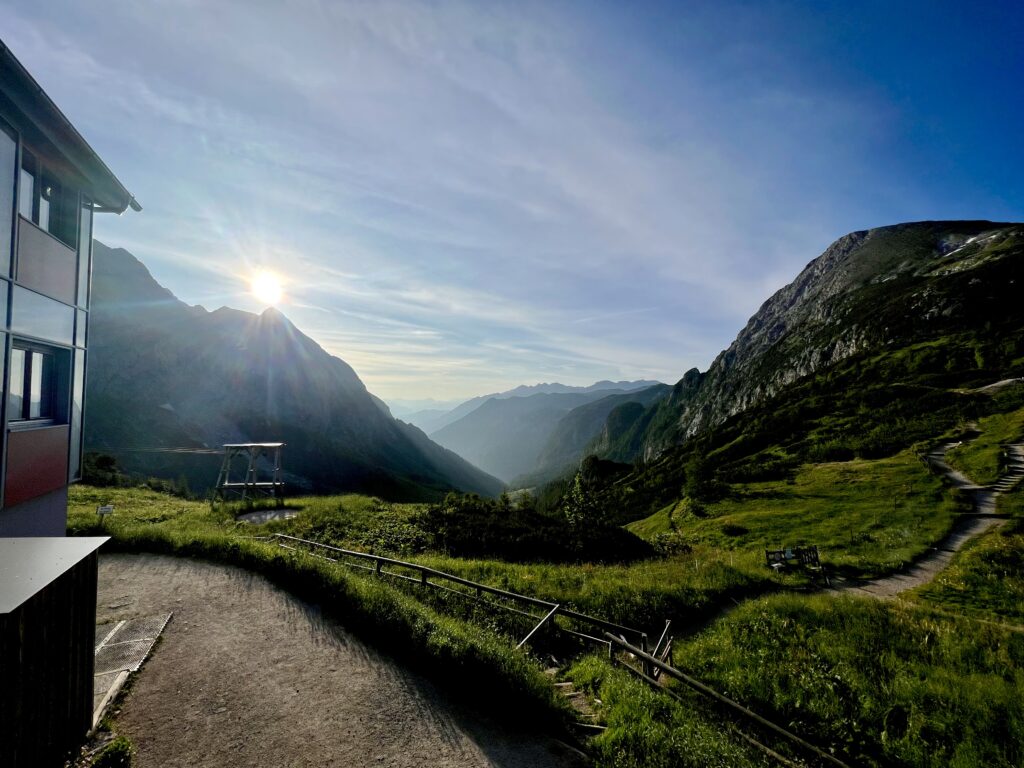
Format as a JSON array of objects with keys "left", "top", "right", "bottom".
[
  {"left": 97, "top": 554, "right": 585, "bottom": 768},
  {"left": 830, "top": 429, "right": 1024, "bottom": 599}
]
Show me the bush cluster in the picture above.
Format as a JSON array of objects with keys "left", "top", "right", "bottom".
[{"left": 418, "top": 492, "right": 652, "bottom": 563}]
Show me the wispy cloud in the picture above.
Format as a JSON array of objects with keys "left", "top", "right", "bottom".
[{"left": 4, "top": 0, "right": 1020, "bottom": 399}]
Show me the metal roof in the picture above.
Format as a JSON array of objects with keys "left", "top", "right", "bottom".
[
  {"left": 0, "top": 537, "right": 109, "bottom": 613},
  {"left": 223, "top": 443, "right": 286, "bottom": 448},
  {"left": 0, "top": 40, "right": 140, "bottom": 214}
]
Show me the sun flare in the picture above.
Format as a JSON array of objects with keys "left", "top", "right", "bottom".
[{"left": 251, "top": 271, "right": 283, "bottom": 305}]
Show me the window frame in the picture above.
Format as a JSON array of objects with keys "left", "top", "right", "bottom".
[
  {"left": 19, "top": 151, "right": 37, "bottom": 222},
  {"left": 7, "top": 340, "right": 59, "bottom": 427},
  {"left": 17, "top": 148, "right": 78, "bottom": 250}
]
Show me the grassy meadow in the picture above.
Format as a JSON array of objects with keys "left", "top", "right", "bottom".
[
  {"left": 68, "top": 419, "right": 1024, "bottom": 768},
  {"left": 564, "top": 657, "right": 775, "bottom": 768},
  {"left": 674, "top": 593, "right": 1024, "bottom": 767},
  {"left": 68, "top": 485, "right": 790, "bottom": 633},
  {"left": 627, "top": 450, "right": 962, "bottom": 578},
  {"left": 945, "top": 405, "right": 1024, "bottom": 485},
  {"left": 914, "top": 515, "right": 1024, "bottom": 624}
]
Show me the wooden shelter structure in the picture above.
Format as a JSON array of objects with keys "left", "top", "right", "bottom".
[{"left": 215, "top": 442, "right": 285, "bottom": 503}]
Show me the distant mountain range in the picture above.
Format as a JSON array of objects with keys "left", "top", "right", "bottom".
[
  {"left": 386, "top": 397, "right": 465, "bottom": 419},
  {"left": 85, "top": 242, "right": 503, "bottom": 500},
  {"left": 402, "top": 380, "right": 661, "bottom": 434},
  {"left": 429, "top": 384, "right": 669, "bottom": 483}
]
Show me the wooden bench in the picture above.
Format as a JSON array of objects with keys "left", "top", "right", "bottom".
[
  {"left": 765, "top": 547, "right": 798, "bottom": 570},
  {"left": 765, "top": 545, "right": 830, "bottom": 586}
]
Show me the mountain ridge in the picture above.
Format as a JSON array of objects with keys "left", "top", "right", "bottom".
[
  {"left": 596, "top": 220, "right": 1024, "bottom": 464},
  {"left": 403, "top": 379, "right": 661, "bottom": 434},
  {"left": 85, "top": 241, "right": 504, "bottom": 500}
]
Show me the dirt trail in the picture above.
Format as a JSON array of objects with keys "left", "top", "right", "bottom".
[
  {"left": 830, "top": 430, "right": 1022, "bottom": 599},
  {"left": 97, "top": 553, "right": 586, "bottom": 768}
]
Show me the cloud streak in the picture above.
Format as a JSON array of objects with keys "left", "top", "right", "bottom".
[{"left": 3, "top": 0, "right": 1021, "bottom": 399}]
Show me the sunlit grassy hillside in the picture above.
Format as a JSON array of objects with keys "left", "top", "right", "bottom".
[
  {"left": 627, "top": 450, "right": 962, "bottom": 578},
  {"left": 69, "top": 469, "right": 1024, "bottom": 768},
  {"left": 946, "top": 405, "right": 1024, "bottom": 484}
]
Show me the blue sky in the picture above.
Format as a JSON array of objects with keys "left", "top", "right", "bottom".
[{"left": 3, "top": 1, "right": 1022, "bottom": 402}]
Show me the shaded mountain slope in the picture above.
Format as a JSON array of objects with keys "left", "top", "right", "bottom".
[
  {"left": 430, "top": 389, "right": 643, "bottom": 482},
  {"left": 85, "top": 241, "right": 503, "bottom": 500},
  {"left": 521, "top": 384, "right": 672, "bottom": 485}
]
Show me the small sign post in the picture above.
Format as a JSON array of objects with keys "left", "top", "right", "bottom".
[{"left": 97, "top": 504, "right": 114, "bottom": 527}]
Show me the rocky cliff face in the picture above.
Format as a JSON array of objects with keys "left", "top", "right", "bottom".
[{"left": 631, "top": 221, "right": 1023, "bottom": 458}]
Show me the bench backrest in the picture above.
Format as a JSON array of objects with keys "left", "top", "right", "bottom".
[
  {"left": 796, "top": 546, "right": 820, "bottom": 565},
  {"left": 766, "top": 546, "right": 821, "bottom": 567}
]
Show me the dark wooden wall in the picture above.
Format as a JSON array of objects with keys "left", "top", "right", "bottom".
[{"left": 0, "top": 551, "right": 98, "bottom": 767}]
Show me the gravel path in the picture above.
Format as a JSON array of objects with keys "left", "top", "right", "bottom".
[
  {"left": 97, "top": 553, "right": 586, "bottom": 768},
  {"left": 830, "top": 432, "right": 1021, "bottom": 599}
]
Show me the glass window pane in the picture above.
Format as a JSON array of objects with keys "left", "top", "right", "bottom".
[
  {"left": 77, "top": 203, "right": 92, "bottom": 307},
  {"left": 28, "top": 351, "right": 43, "bottom": 418},
  {"left": 75, "top": 309, "right": 86, "bottom": 347},
  {"left": 69, "top": 348, "right": 84, "bottom": 481},
  {"left": 0, "top": 126, "right": 14, "bottom": 276},
  {"left": 8, "top": 346, "right": 24, "bottom": 419},
  {"left": 0, "top": 279, "right": 8, "bottom": 330},
  {"left": 12, "top": 285, "right": 74, "bottom": 345},
  {"left": 38, "top": 193, "right": 50, "bottom": 231},
  {"left": 18, "top": 168, "right": 33, "bottom": 220}
]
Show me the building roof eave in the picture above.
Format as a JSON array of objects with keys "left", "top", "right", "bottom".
[{"left": 0, "top": 40, "right": 140, "bottom": 214}]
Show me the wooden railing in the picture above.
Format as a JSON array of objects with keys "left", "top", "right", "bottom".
[
  {"left": 607, "top": 632, "right": 851, "bottom": 768},
  {"left": 263, "top": 533, "right": 847, "bottom": 767},
  {"left": 265, "top": 533, "right": 648, "bottom": 651}
]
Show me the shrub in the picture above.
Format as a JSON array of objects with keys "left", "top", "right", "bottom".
[
  {"left": 651, "top": 532, "right": 692, "bottom": 556},
  {"left": 91, "top": 735, "right": 133, "bottom": 768},
  {"left": 418, "top": 493, "right": 652, "bottom": 563}
]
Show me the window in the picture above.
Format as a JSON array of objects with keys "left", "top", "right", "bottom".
[
  {"left": 18, "top": 150, "right": 78, "bottom": 249},
  {"left": 11, "top": 285, "right": 75, "bottom": 345},
  {"left": 77, "top": 201, "right": 92, "bottom": 306},
  {"left": 8, "top": 344, "right": 56, "bottom": 422},
  {"left": 0, "top": 122, "right": 15, "bottom": 276},
  {"left": 18, "top": 163, "right": 34, "bottom": 221}
]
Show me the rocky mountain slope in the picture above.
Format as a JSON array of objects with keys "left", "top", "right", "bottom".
[
  {"left": 603, "top": 221, "right": 1024, "bottom": 462},
  {"left": 85, "top": 242, "right": 503, "bottom": 500}
]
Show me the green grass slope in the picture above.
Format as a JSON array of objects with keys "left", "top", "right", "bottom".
[
  {"left": 679, "top": 594, "right": 1024, "bottom": 767},
  {"left": 628, "top": 450, "right": 962, "bottom": 578},
  {"left": 946, "top": 405, "right": 1024, "bottom": 485}
]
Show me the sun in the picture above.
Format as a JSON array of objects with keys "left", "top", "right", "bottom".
[{"left": 251, "top": 271, "right": 283, "bottom": 305}]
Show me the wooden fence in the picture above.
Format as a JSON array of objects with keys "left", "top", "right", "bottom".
[
  {"left": 267, "top": 533, "right": 649, "bottom": 653},
  {"left": 606, "top": 633, "right": 851, "bottom": 768},
  {"left": 266, "top": 533, "right": 849, "bottom": 768}
]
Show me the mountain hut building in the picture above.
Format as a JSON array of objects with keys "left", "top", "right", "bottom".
[{"left": 0, "top": 39, "right": 140, "bottom": 768}]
